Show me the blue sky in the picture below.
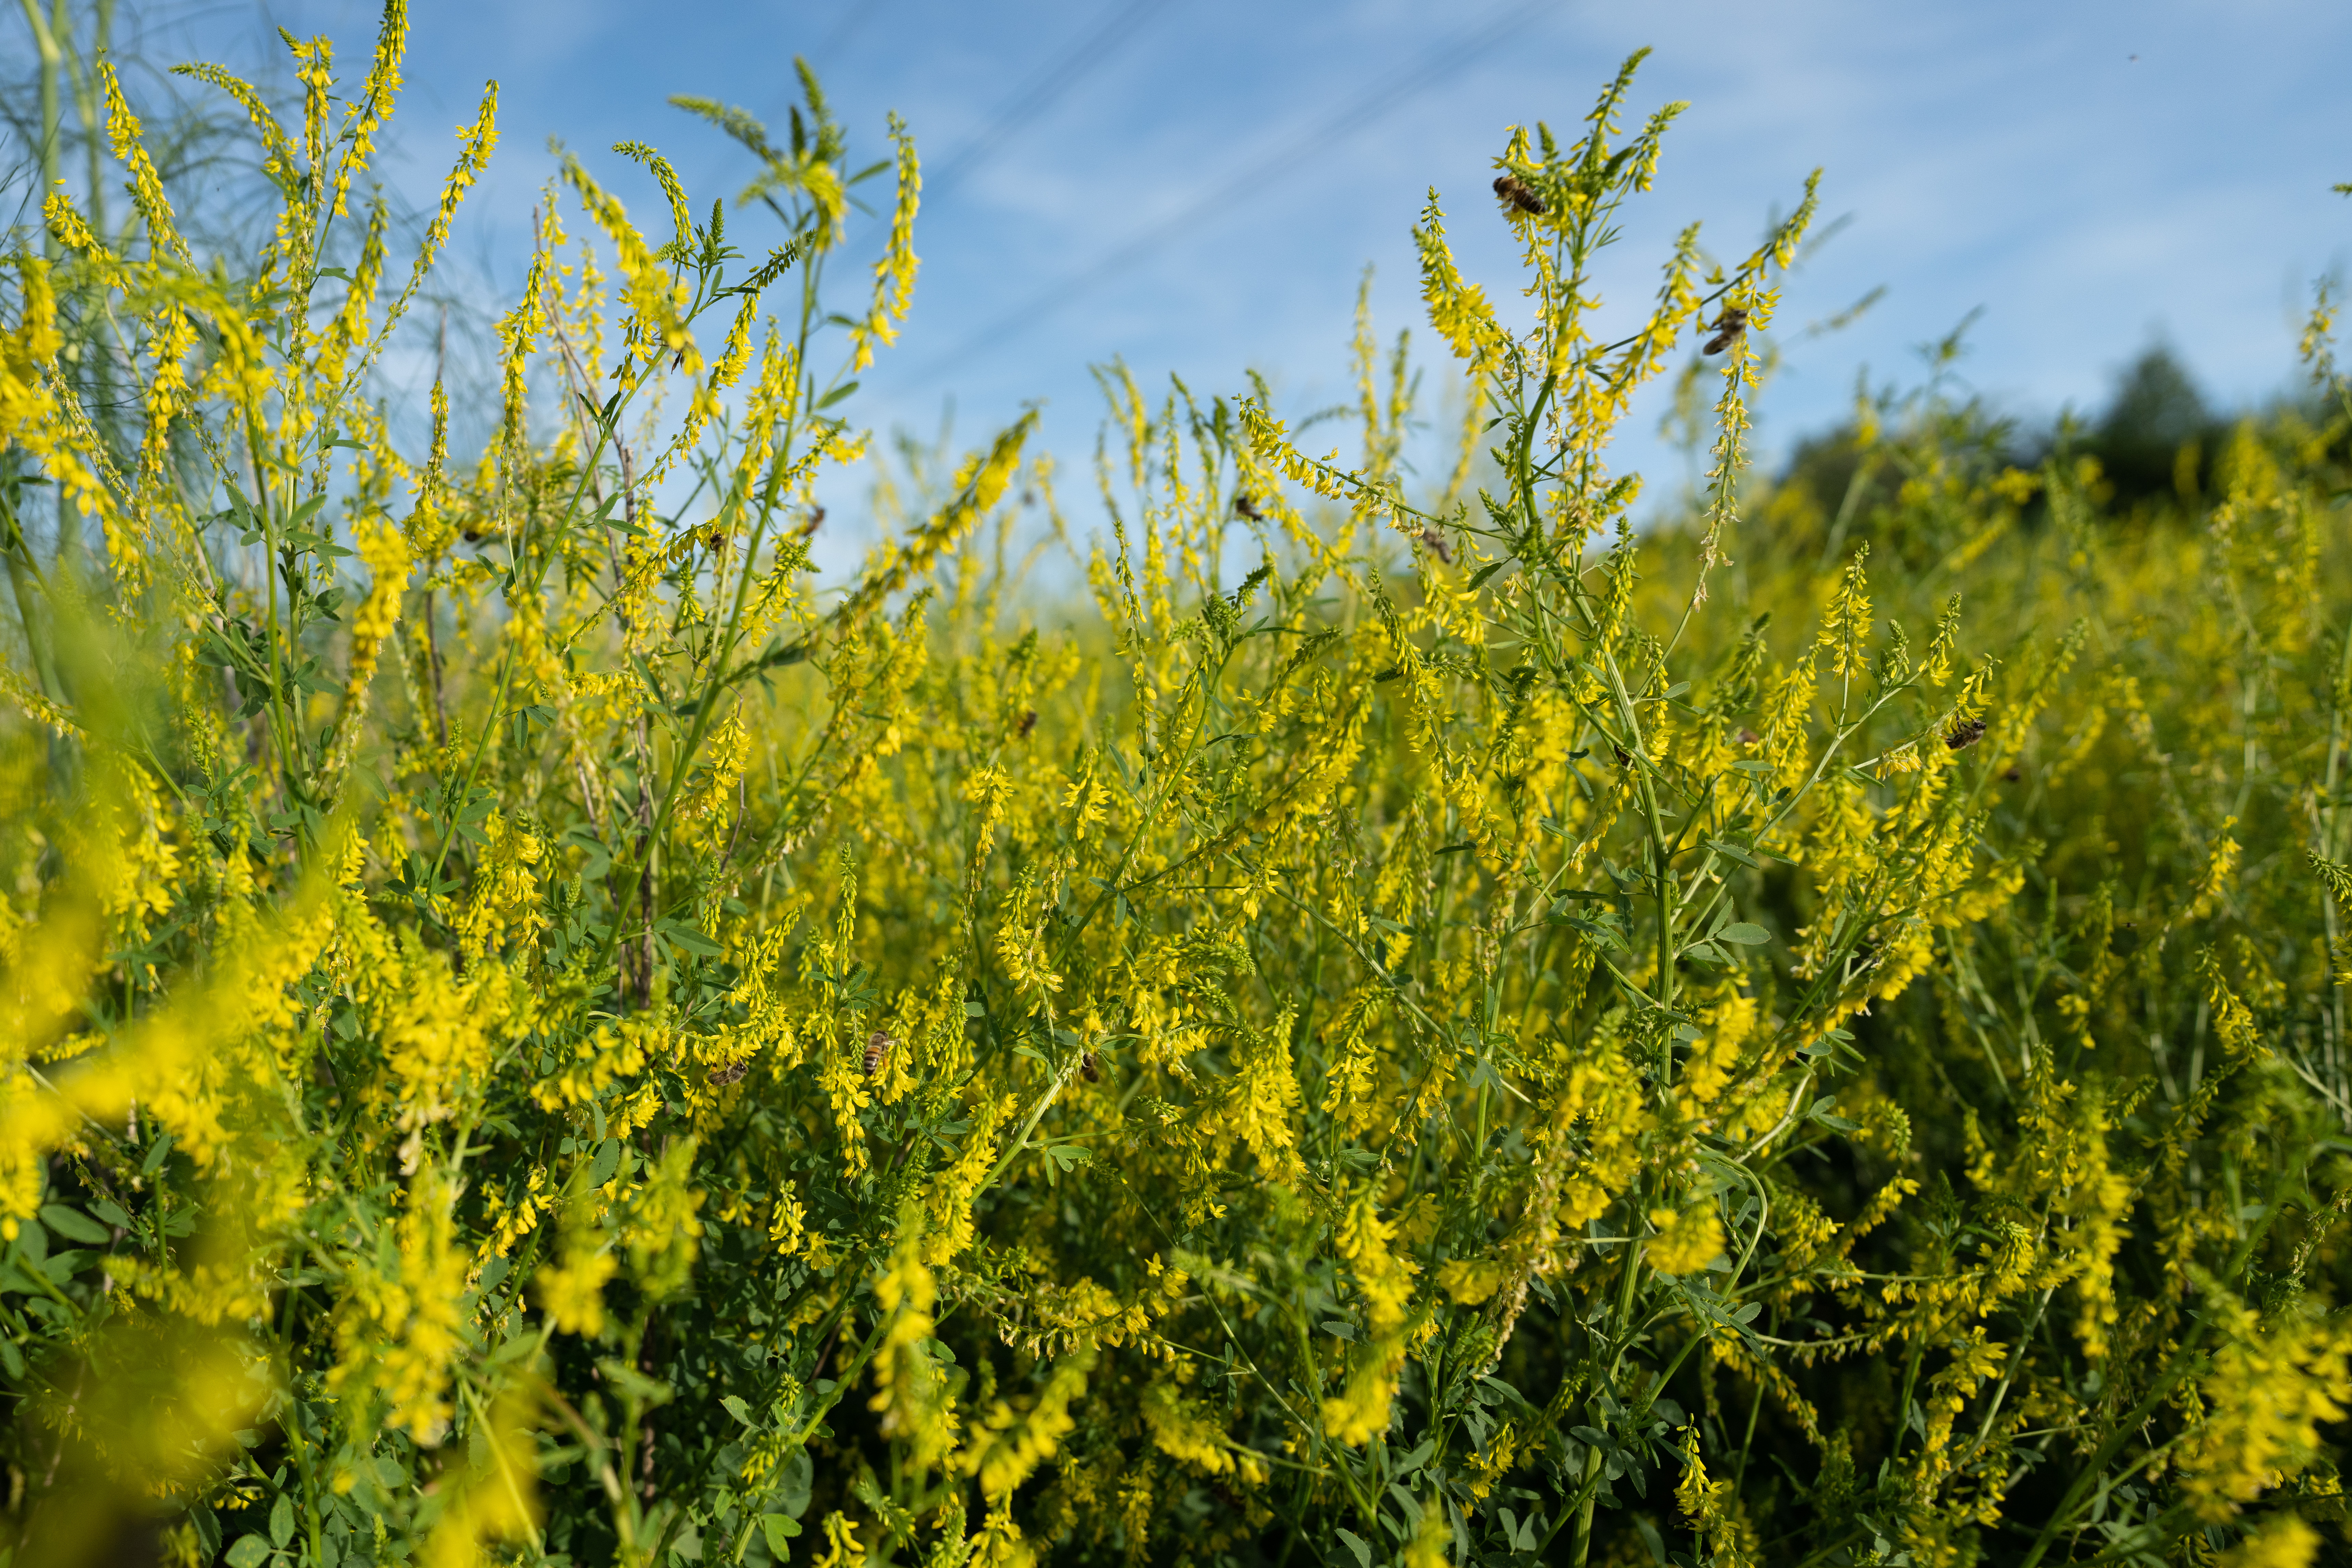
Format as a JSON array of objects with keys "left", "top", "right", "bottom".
[{"left": 115, "top": 0, "right": 2352, "bottom": 543}]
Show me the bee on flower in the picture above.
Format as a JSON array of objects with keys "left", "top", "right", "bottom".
[
  {"left": 1492, "top": 174, "right": 1546, "bottom": 215},
  {"left": 1703, "top": 306, "right": 1749, "bottom": 355}
]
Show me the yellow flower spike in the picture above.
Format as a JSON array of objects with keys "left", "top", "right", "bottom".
[
  {"left": 1399, "top": 1499, "right": 1452, "bottom": 1568},
  {"left": 1413, "top": 193, "right": 1511, "bottom": 372},
  {"left": 2217, "top": 1516, "right": 2320, "bottom": 1568},
  {"left": 172, "top": 63, "right": 296, "bottom": 184},
  {"left": 328, "top": 1163, "right": 470, "bottom": 1445},
  {"left": 97, "top": 62, "right": 190, "bottom": 263},
  {"left": 419, "top": 1387, "right": 543, "bottom": 1568},
  {"left": 536, "top": 1215, "right": 616, "bottom": 1339},
  {"left": 812, "top": 1511, "right": 869, "bottom": 1568},
  {"left": 869, "top": 1209, "right": 958, "bottom": 1472},
  {"left": 1644, "top": 1202, "right": 1725, "bottom": 1277},
  {"left": 612, "top": 140, "right": 697, "bottom": 260},
  {"left": 0, "top": 254, "right": 62, "bottom": 449},
  {"left": 848, "top": 113, "right": 921, "bottom": 374},
  {"left": 956, "top": 1348, "right": 1095, "bottom": 1505},
  {"left": 368, "top": 77, "right": 499, "bottom": 350},
  {"left": 560, "top": 151, "right": 684, "bottom": 380},
  {"left": 335, "top": 0, "right": 410, "bottom": 217},
  {"left": 1817, "top": 540, "right": 1874, "bottom": 681},
  {"left": 837, "top": 412, "right": 1034, "bottom": 628}
]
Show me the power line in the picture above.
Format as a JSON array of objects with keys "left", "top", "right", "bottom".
[
  {"left": 928, "top": 0, "right": 1171, "bottom": 202},
  {"left": 815, "top": 0, "right": 887, "bottom": 66},
  {"left": 911, "top": 0, "right": 1562, "bottom": 382}
]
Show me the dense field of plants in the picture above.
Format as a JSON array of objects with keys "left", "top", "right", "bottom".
[{"left": 3, "top": 7, "right": 2351, "bottom": 1566}]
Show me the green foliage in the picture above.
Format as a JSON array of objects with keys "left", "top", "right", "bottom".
[{"left": 2, "top": 11, "right": 2351, "bottom": 1568}]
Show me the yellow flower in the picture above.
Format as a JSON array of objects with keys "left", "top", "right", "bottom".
[{"left": 1645, "top": 1203, "right": 1725, "bottom": 1277}]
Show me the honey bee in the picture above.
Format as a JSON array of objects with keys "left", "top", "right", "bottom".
[
  {"left": 796, "top": 505, "right": 826, "bottom": 540},
  {"left": 1081, "top": 1051, "right": 1100, "bottom": 1083},
  {"left": 1492, "top": 174, "right": 1546, "bottom": 216},
  {"left": 1703, "top": 307, "right": 1749, "bottom": 356},
  {"left": 1233, "top": 494, "right": 1264, "bottom": 523},
  {"left": 1945, "top": 716, "right": 1988, "bottom": 751},
  {"left": 1018, "top": 709, "right": 1038, "bottom": 738},
  {"left": 711, "top": 1059, "right": 749, "bottom": 1087},
  {"left": 1419, "top": 528, "right": 1453, "bottom": 565},
  {"left": 863, "top": 1031, "right": 891, "bottom": 1078}
]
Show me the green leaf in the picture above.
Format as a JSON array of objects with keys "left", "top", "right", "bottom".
[
  {"left": 778, "top": 1448, "right": 813, "bottom": 1516},
  {"left": 1718, "top": 922, "right": 1771, "bottom": 946},
  {"left": 1336, "top": 1528, "right": 1373, "bottom": 1568},
  {"left": 269, "top": 1493, "right": 296, "bottom": 1548},
  {"left": 815, "top": 380, "right": 859, "bottom": 410},
  {"left": 595, "top": 1357, "right": 672, "bottom": 1405},
  {"left": 1702, "top": 836, "right": 1760, "bottom": 867},
  {"left": 39, "top": 1205, "right": 110, "bottom": 1246},
  {"left": 658, "top": 919, "right": 723, "bottom": 958},
  {"left": 762, "top": 1513, "right": 803, "bottom": 1556},
  {"left": 721, "top": 1394, "right": 755, "bottom": 1426},
  {"left": 226, "top": 1534, "right": 272, "bottom": 1568},
  {"left": 589, "top": 1138, "right": 622, "bottom": 1189}
]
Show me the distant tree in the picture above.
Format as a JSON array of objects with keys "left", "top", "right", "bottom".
[{"left": 2085, "top": 342, "right": 2218, "bottom": 503}]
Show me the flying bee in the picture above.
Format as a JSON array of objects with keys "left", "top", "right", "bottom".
[
  {"left": 1018, "top": 709, "right": 1038, "bottom": 738},
  {"left": 1492, "top": 174, "right": 1546, "bottom": 215},
  {"left": 1233, "top": 494, "right": 1264, "bottom": 523},
  {"left": 1945, "top": 716, "right": 1988, "bottom": 751},
  {"left": 1419, "top": 528, "right": 1453, "bottom": 565},
  {"left": 1081, "top": 1051, "right": 1100, "bottom": 1083},
  {"left": 863, "top": 1031, "right": 891, "bottom": 1078},
  {"left": 796, "top": 505, "right": 826, "bottom": 540},
  {"left": 1703, "top": 307, "right": 1750, "bottom": 356}
]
